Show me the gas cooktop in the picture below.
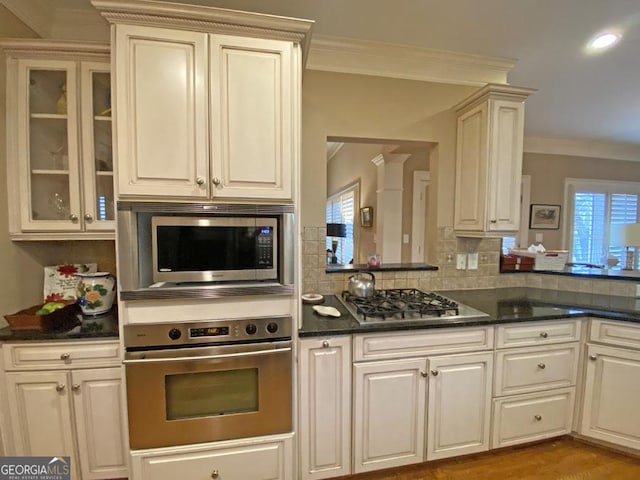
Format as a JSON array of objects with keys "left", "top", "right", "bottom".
[{"left": 338, "top": 288, "right": 489, "bottom": 324}]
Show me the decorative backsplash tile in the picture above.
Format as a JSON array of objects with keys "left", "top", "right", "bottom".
[{"left": 301, "top": 226, "right": 640, "bottom": 297}]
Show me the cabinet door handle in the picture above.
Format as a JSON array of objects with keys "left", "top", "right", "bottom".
[
  {"left": 539, "top": 332, "right": 548, "bottom": 338},
  {"left": 196, "top": 176, "right": 205, "bottom": 186},
  {"left": 84, "top": 214, "right": 93, "bottom": 222},
  {"left": 589, "top": 354, "right": 597, "bottom": 361},
  {"left": 71, "top": 384, "right": 80, "bottom": 392},
  {"left": 60, "top": 353, "right": 71, "bottom": 360},
  {"left": 322, "top": 340, "right": 330, "bottom": 348},
  {"left": 490, "top": 219, "right": 497, "bottom": 224},
  {"left": 420, "top": 371, "right": 428, "bottom": 377},
  {"left": 211, "top": 469, "right": 219, "bottom": 479},
  {"left": 56, "top": 384, "right": 65, "bottom": 392},
  {"left": 537, "top": 363, "right": 546, "bottom": 369},
  {"left": 534, "top": 414, "right": 542, "bottom": 421},
  {"left": 430, "top": 369, "right": 439, "bottom": 376},
  {"left": 69, "top": 214, "right": 79, "bottom": 223},
  {"left": 212, "top": 177, "right": 222, "bottom": 186}
]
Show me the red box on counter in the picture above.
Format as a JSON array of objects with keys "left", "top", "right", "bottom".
[{"left": 500, "top": 254, "right": 534, "bottom": 272}]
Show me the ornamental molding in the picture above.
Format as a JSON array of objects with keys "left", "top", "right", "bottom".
[{"left": 307, "top": 34, "right": 515, "bottom": 86}]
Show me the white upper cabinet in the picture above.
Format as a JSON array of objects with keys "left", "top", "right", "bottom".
[
  {"left": 96, "top": 0, "right": 312, "bottom": 202},
  {"left": 454, "top": 84, "right": 535, "bottom": 236},
  {"left": 3, "top": 41, "right": 114, "bottom": 240}
]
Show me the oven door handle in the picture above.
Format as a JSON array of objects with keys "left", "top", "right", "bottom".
[{"left": 124, "top": 346, "right": 291, "bottom": 364}]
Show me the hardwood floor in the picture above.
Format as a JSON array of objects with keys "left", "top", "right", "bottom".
[{"left": 331, "top": 437, "right": 640, "bottom": 480}]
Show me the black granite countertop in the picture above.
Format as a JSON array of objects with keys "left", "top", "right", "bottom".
[
  {"left": 503, "top": 266, "right": 640, "bottom": 281},
  {"left": 299, "top": 288, "right": 640, "bottom": 337},
  {"left": 0, "top": 308, "right": 119, "bottom": 341},
  {"left": 326, "top": 262, "right": 439, "bottom": 274}
]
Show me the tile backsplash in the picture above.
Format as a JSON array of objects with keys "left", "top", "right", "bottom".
[{"left": 302, "top": 226, "right": 638, "bottom": 297}]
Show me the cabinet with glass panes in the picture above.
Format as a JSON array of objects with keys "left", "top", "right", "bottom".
[{"left": 2, "top": 40, "right": 114, "bottom": 240}]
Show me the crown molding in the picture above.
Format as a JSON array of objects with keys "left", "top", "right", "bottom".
[
  {"left": 91, "top": 0, "right": 313, "bottom": 56},
  {"left": 0, "top": 38, "right": 109, "bottom": 60},
  {"left": 307, "top": 34, "right": 515, "bottom": 86},
  {"left": 524, "top": 136, "right": 640, "bottom": 162},
  {"left": 326, "top": 142, "right": 344, "bottom": 161}
]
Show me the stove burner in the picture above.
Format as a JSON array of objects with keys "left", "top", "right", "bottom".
[{"left": 341, "top": 288, "right": 460, "bottom": 321}]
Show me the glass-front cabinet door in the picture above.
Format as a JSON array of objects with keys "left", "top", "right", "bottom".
[
  {"left": 81, "top": 63, "right": 114, "bottom": 231},
  {"left": 19, "top": 59, "right": 82, "bottom": 231}
]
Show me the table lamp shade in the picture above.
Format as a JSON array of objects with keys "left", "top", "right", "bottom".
[
  {"left": 610, "top": 223, "right": 640, "bottom": 247},
  {"left": 326, "top": 223, "right": 347, "bottom": 238}
]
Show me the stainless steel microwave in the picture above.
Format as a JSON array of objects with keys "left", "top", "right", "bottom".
[{"left": 151, "top": 216, "right": 278, "bottom": 283}]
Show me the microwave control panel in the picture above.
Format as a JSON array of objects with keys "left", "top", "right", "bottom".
[{"left": 257, "top": 227, "right": 274, "bottom": 267}]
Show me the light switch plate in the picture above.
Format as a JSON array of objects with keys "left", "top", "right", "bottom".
[
  {"left": 456, "top": 253, "right": 467, "bottom": 270},
  {"left": 535, "top": 233, "right": 544, "bottom": 243},
  {"left": 635, "top": 284, "right": 640, "bottom": 297},
  {"left": 467, "top": 253, "right": 479, "bottom": 270},
  {"left": 403, "top": 234, "right": 410, "bottom": 244}
]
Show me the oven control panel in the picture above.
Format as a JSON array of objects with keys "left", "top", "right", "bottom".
[{"left": 123, "top": 316, "right": 292, "bottom": 349}]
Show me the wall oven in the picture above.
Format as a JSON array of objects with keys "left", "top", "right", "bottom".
[{"left": 123, "top": 316, "right": 292, "bottom": 449}]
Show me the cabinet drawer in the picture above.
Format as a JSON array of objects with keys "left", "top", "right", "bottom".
[
  {"left": 134, "top": 436, "right": 291, "bottom": 480},
  {"left": 589, "top": 319, "right": 640, "bottom": 350},
  {"left": 494, "top": 344, "right": 579, "bottom": 396},
  {"left": 353, "top": 326, "right": 493, "bottom": 362},
  {"left": 491, "top": 388, "right": 575, "bottom": 448},
  {"left": 496, "top": 320, "right": 581, "bottom": 348},
  {"left": 3, "top": 341, "right": 120, "bottom": 370}
]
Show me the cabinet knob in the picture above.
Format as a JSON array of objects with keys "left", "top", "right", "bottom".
[
  {"left": 537, "top": 363, "right": 546, "bottom": 369},
  {"left": 589, "top": 354, "right": 597, "bottom": 361},
  {"left": 212, "top": 177, "right": 222, "bottom": 186},
  {"left": 211, "top": 469, "right": 219, "bottom": 479},
  {"left": 539, "top": 332, "right": 548, "bottom": 338},
  {"left": 69, "top": 214, "right": 79, "bottom": 223},
  {"left": 420, "top": 371, "right": 428, "bottom": 377},
  {"left": 84, "top": 213, "right": 93, "bottom": 223},
  {"left": 430, "top": 369, "right": 439, "bottom": 376},
  {"left": 196, "top": 176, "right": 205, "bottom": 186},
  {"left": 56, "top": 384, "right": 65, "bottom": 392},
  {"left": 60, "top": 353, "right": 71, "bottom": 360},
  {"left": 534, "top": 415, "right": 542, "bottom": 421},
  {"left": 322, "top": 340, "right": 330, "bottom": 348},
  {"left": 71, "top": 384, "right": 80, "bottom": 392}
]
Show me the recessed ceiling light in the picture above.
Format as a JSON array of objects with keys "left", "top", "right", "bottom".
[{"left": 589, "top": 32, "right": 621, "bottom": 50}]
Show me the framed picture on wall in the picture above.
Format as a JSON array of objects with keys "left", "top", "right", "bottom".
[
  {"left": 360, "top": 206, "right": 373, "bottom": 227},
  {"left": 529, "top": 204, "right": 561, "bottom": 229}
]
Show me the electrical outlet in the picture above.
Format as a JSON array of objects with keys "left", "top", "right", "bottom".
[
  {"left": 467, "top": 252, "right": 479, "bottom": 270},
  {"left": 456, "top": 253, "right": 467, "bottom": 270}
]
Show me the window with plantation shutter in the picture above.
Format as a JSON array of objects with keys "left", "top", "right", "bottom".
[
  {"left": 326, "top": 184, "right": 359, "bottom": 265},
  {"left": 565, "top": 179, "right": 640, "bottom": 267}
]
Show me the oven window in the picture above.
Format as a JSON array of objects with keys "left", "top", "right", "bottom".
[{"left": 165, "top": 368, "right": 258, "bottom": 420}]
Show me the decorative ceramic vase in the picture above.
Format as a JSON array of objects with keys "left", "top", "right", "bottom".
[{"left": 75, "top": 272, "right": 116, "bottom": 315}]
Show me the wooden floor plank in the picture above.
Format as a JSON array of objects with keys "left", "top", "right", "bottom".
[{"left": 331, "top": 438, "right": 640, "bottom": 480}]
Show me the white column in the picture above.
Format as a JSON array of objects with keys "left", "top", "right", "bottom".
[{"left": 372, "top": 153, "right": 409, "bottom": 264}]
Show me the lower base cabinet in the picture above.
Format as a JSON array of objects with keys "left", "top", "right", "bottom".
[
  {"left": 581, "top": 343, "right": 640, "bottom": 449},
  {"left": 129, "top": 434, "right": 293, "bottom": 480},
  {"left": 1, "top": 341, "right": 127, "bottom": 480}
]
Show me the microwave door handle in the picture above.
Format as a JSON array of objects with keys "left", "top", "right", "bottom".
[{"left": 124, "top": 346, "right": 292, "bottom": 365}]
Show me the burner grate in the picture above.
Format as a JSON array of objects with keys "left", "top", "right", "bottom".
[{"left": 341, "top": 288, "right": 459, "bottom": 321}]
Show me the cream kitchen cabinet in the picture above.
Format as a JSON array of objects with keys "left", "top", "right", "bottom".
[
  {"left": 3, "top": 40, "right": 115, "bottom": 240},
  {"left": 491, "top": 320, "right": 581, "bottom": 449},
  {"left": 580, "top": 319, "right": 640, "bottom": 450},
  {"left": 453, "top": 84, "right": 535, "bottom": 236},
  {"left": 101, "top": 0, "right": 312, "bottom": 202},
  {"left": 426, "top": 352, "right": 493, "bottom": 460},
  {"left": 129, "top": 433, "right": 293, "bottom": 480},
  {"left": 352, "top": 327, "right": 494, "bottom": 472},
  {"left": 298, "top": 337, "right": 351, "bottom": 480},
  {"left": 1, "top": 341, "right": 127, "bottom": 480}
]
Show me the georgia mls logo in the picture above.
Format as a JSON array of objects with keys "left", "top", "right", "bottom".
[{"left": 0, "top": 456, "right": 70, "bottom": 480}]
